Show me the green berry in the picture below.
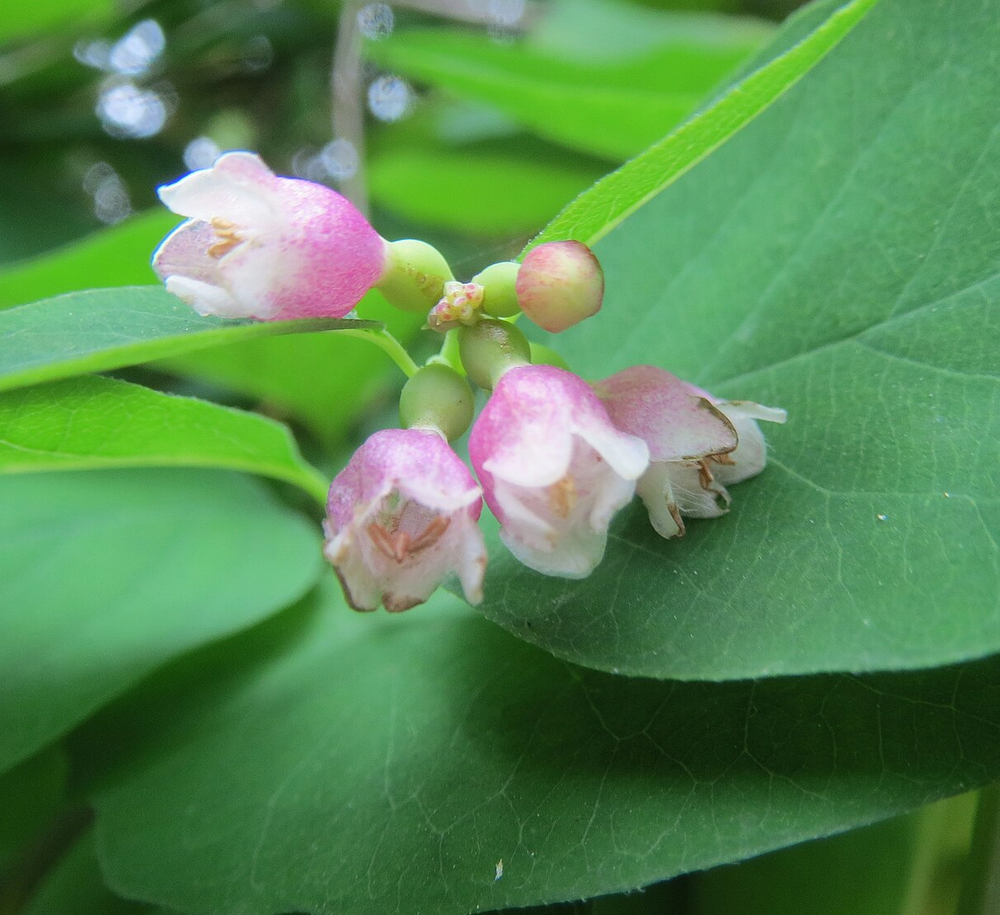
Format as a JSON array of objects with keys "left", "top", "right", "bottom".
[
  {"left": 399, "top": 364, "right": 475, "bottom": 442},
  {"left": 377, "top": 239, "right": 454, "bottom": 314},
  {"left": 458, "top": 319, "right": 531, "bottom": 391}
]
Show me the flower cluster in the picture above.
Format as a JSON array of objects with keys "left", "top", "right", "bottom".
[{"left": 154, "top": 153, "right": 786, "bottom": 612}]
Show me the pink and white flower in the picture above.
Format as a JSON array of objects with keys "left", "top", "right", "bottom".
[
  {"left": 595, "top": 365, "right": 786, "bottom": 538},
  {"left": 469, "top": 365, "right": 649, "bottom": 578},
  {"left": 324, "top": 428, "right": 486, "bottom": 612},
  {"left": 153, "top": 151, "right": 385, "bottom": 320}
]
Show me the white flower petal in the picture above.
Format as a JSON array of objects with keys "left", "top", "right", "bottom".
[
  {"left": 164, "top": 276, "right": 248, "bottom": 317},
  {"left": 499, "top": 521, "right": 606, "bottom": 579},
  {"left": 636, "top": 464, "right": 684, "bottom": 539},
  {"left": 158, "top": 168, "right": 276, "bottom": 229}
]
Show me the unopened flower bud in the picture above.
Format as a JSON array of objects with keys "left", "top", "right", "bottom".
[
  {"left": 458, "top": 318, "right": 531, "bottom": 391},
  {"left": 472, "top": 261, "right": 521, "bottom": 318},
  {"left": 427, "top": 281, "right": 484, "bottom": 332},
  {"left": 399, "top": 363, "right": 475, "bottom": 442},
  {"left": 377, "top": 239, "right": 454, "bottom": 314},
  {"left": 516, "top": 240, "right": 603, "bottom": 333}
]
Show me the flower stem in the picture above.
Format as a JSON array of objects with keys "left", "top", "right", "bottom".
[
  {"left": 958, "top": 786, "right": 1000, "bottom": 915},
  {"left": 340, "top": 327, "right": 419, "bottom": 378},
  {"left": 426, "top": 328, "right": 464, "bottom": 374}
]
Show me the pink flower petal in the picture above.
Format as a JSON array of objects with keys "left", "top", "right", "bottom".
[
  {"left": 595, "top": 365, "right": 737, "bottom": 462},
  {"left": 153, "top": 151, "right": 386, "bottom": 321},
  {"left": 470, "top": 365, "right": 648, "bottom": 579}
]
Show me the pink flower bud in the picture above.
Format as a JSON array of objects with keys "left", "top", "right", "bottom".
[
  {"left": 595, "top": 365, "right": 786, "bottom": 539},
  {"left": 324, "top": 429, "right": 487, "bottom": 612},
  {"left": 469, "top": 365, "right": 648, "bottom": 578},
  {"left": 515, "top": 241, "right": 604, "bottom": 333},
  {"left": 152, "top": 152, "right": 385, "bottom": 320}
]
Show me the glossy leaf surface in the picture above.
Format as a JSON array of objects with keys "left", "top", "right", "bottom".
[
  {"left": 534, "top": 0, "right": 877, "bottom": 249},
  {"left": 91, "top": 582, "right": 1000, "bottom": 915},
  {"left": 0, "top": 375, "right": 329, "bottom": 502},
  {"left": 474, "top": 0, "right": 1000, "bottom": 680},
  {"left": 0, "top": 286, "right": 377, "bottom": 393}
]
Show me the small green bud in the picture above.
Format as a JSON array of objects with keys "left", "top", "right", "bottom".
[
  {"left": 528, "top": 342, "right": 570, "bottom": 371},
  {"left": 516, "top": 241, "right": 604, "bottom": 333},
  {"left": 399, "top": 364, "right": 475, "bottom": 442},
  {"left": 458, "top": 319, "right": 531, "bottom": 391},
  {"left": 377, "top": 239, "right": 454, "bottom": 314},
  {"left": 472, "top": 261, "right": 521, "bottom": 318}
]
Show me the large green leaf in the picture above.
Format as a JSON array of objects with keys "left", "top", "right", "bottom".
[
  {"left": 0, "top": 375, "right": 329, "bottom": 503},
  {"left": 533, "top": 0, "right": 878, "bottom": 249},
  {"left": 89, "top": 581, "right": 1000, "bottom": 915},
  {"left": 0, "top": 468, "right": 322, "bottom": 773},
  {"left": 22, "top": 829, "right": 164, "bottom": 915},
  {"left": 0, "top": 286, "right": 378, "bottom": 393},
  {"left": 366, "top": 7, "right": 771, "bottom": 161},
  {"left": 473, "top": 0, "right": 1000, "bottom": 680},
  {"left": 0, "top": 747, "right": 67, "bottom": 869}
]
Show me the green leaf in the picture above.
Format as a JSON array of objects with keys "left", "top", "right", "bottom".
[
  {"left": 153, "top": 292, "right": 424, "bottom": 449},
  {"left": 89, "top": 581, "right": 1000, "bottom": 915},
  {"left": 369, "top": 144, "right": 605, "bottom": 236},
  {"left": 0, "top": 468, "right": 322, "bottom": 774},
  {"left": 530, "top": 0, "right": 764, "bottom": 63},
  {"left": 22, "top": 829, "right": 163, "bottom": 915},
  {"left": 0, "top": 286, "right": 378, "bottom": 393},
  {"left": 533, "top": 0, "right": 879, "bottom": 249},
  {"left": 0, "top": 747, "right": 67, "bottom": 869},
  {"left": 473, "top": 0, "right": 1000, "bottom": 680},
  {"left": 0, "top": 211, "right": 178, "bottom": 310},
  {"left": 0, "top": 0, "right": 114, "bottom": 44},
  {"left": 0, "top": 375, "right": 329, "bottom": 504},
  {"left": 366, "top": 8, "right": 771, "bottom": 161}
]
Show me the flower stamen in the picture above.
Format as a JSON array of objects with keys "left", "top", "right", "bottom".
[
  {"left": 207, "top": 217, "right": 243, "bottom": 258},
  {"left": 547, "top": 475, "right": 578, "bottom": 519},
  {"left": 367, "top": 515, "right": 452, "bottom": 563}
]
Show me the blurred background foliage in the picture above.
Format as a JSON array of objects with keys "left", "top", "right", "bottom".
[
  {"left": 0, "top": 0, "right": 801, "bottom": 266},
  {"left": 0, "top": 0, "right": 805, "bottom": 459}
]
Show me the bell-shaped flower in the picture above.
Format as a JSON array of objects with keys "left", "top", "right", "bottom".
[
  {"left": 153, "top": 151, "right": 385, "bottom": 320},
  {"left": 469, "top": 365, "right": 649, "bottom": 579},
  {"left": 324, "top": 429, "right": 486, "bottom": 612},
  {"left": 595, "top": 365, "right": 786, "bottom": 539}
]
